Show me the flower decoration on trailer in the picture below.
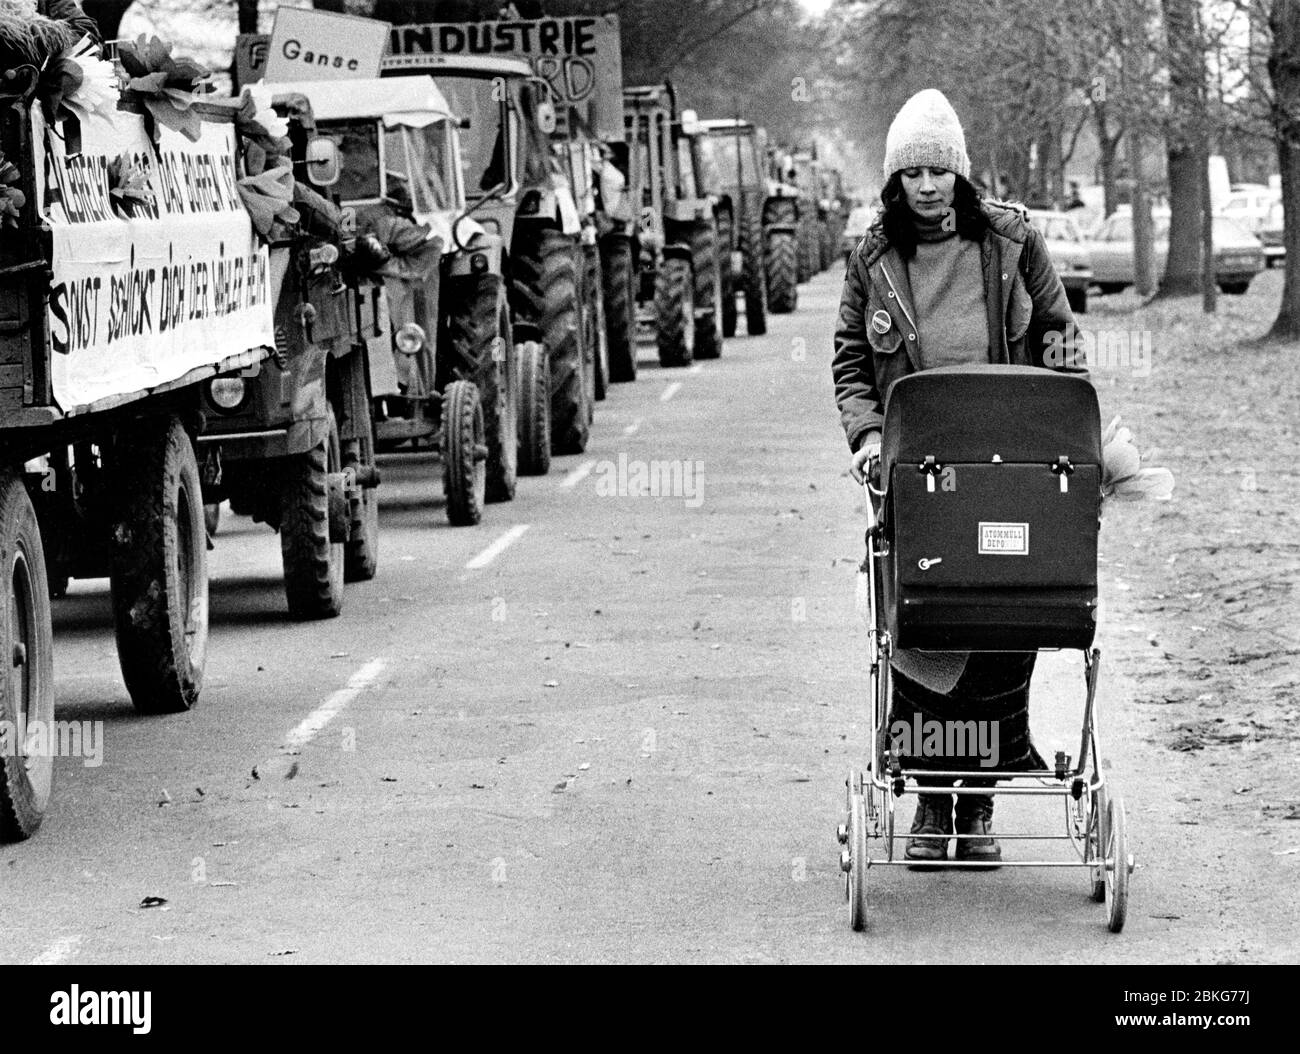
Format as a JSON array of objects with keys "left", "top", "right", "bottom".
[
  {"left": 0, "top": 149, "right": 26, "bottom": 226},
  {"left": 115, "top": 34, "right": 212, "bottom": 143}
]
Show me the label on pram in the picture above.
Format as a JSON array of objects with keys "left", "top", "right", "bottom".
[{"left": 978, "top": 522, "right": 1029, "bottom": 555}]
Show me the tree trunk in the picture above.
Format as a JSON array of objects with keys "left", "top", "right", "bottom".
[
  {"left": 239, "top": 0, "right": 260, "bottom": 35},
  {"left": 1268, "top": 0, "right": 1300, "bottom": 339},
  {"left": 1157, "top": 0, "right": 1207, "bottom": 298},
  {"left": 1201, "top": 139, "right": 1217, "bottom": 312},
  {"left": 1097, "top": 126, "right": 1120, "bottom": 218},
  {"left": 1131, "top": 131, "right": 1157, "bottom": 296}
]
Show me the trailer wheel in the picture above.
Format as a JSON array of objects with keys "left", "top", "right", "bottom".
[
  {"left": 0, "top": 471, "right": 54, "bottom": 841},
  {"left": 718, "top": 211, "right": 738, "bottom": 338},
  {"left": 443, "top": 379, "right": 487, "bottom": 526},
  {"left": 109, "top": 416, "right": 208, "bottom": 713},
  {"left": 511, "top": 226, "right": 588, "bottom": 455},
  {"left": 515, "top": 340, "right": 551, "bottom": 477},
  {"left": 449, "top": 274, "right": 516, "bottom": 504},
  {"left": 601, "top": 236, "right": 637, "bottom": 383},
  {"left": 766, "top": 230, "right": 799, "bottom": 314},
  {"left": 656, "top": 255, "right": 695, "bottom": 367},
  {"left": 280, "top": 407, "right": 344, "bottom": 620},
  {"left": 740, "top": 208, "right": 768, "bottom": 335},
  {"left": 692, "top": 222, "right": 723, "bottom": 360}
]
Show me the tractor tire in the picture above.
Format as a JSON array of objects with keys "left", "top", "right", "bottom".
[
  {"left": 601, "top": 236, "right": 637, "bottom": 383},
  {"left": 516, "top": 340, "right": 551, "bottom": 477},
  {"left": 585, "top": 245, "right": 609, "bottom": 401},
  {"left": 442, "top": 379, "right": 487, "bottom": 526},
  {"left": 692, "top": 222, "right": 724, "bottom": 360},
  {"left": 766, "top": 230, "right": 799, "bottom": 313},
  {"left": 718, "top": 211, "right": 738, "bottom": 338},
  {"left": 280, "top": 406, "right": 344, "bottom": 620},
  {"left": 0, "top": 470, "right": 54, "bottom": 842},
  {"left": 343, "top": 421, "right": 379, "bottom": 584},
  {"left": 448, "top": 274, "right": 516, "bottom": 504},
  {"left": 740, "top": 208, "right": 768, "bottom": 335},
  {"left": 109, "top": 416, "right": 208, "bottom": 713},
  {"left": 511, "top": 227, "right": 588, "bottom": 455},
  {"left": 656, "top": 255, "right": 695, "bottom": 367}
]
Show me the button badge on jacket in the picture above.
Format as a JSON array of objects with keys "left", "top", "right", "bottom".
[{"left": 871, "top": 309, "right": 892, "bottom": 335}]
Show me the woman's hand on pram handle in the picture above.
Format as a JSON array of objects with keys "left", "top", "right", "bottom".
[{"left": 850, "top": 432, "right": 882, "bottom": 484}]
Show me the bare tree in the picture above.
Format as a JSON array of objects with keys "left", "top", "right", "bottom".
[{"left": 1267, "top": 0, "right": 1300, "bottom": 338}]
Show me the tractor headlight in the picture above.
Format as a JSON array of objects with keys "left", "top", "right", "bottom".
[
  {"left": 395, "top": 322, "right": 426, "bottom": 354},
  {"left": 208, "top": 376, "right": 247, "bottom": 412}
]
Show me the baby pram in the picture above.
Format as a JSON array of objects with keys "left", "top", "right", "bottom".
[{"left": 839, "top": 364, "right": 1134, "bottom": 933}]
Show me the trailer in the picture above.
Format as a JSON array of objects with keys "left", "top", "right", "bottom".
[{"left": 0, "top": 52, "right": 277, "bottom": 839}]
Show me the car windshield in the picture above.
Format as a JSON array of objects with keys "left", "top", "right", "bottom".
[
  {"left": 435, "top": 74, "right": 508, "bottom": 196},
  {"left": 1102, "top": 215, "right": 1170, "bottom": 241},
  {"left": 699, "top": 134, "right": 758, "bottom": 187}
]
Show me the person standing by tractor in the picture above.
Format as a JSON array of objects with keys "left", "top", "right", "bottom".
[{"left": 831, "top": 89, "right": 1082, "bottom": 866}]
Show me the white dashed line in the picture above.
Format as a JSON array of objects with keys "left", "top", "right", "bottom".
[
  {"left": 282, "top": 658, "right": 387, "bottom": 753},
  {"left": 622, "top": 418, "right": 643, "bottom": 437},
  {"left": 31, "top": 935, "right": 82, "bottom": 965},
  {"left": 465, "top": 523, "right": 531, "bottom": 569},
  {"left": 661, "top": 382, "right": 682, "bottom": 402},
  {"left": 559, "top": 461, "right": 595, "bottom": 489}
]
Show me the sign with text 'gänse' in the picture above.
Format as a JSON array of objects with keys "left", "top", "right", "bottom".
[{"left": 264, "top": 7, "right": 391, "bottom": 83}]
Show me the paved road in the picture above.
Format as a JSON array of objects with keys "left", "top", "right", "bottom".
[{"left": 3, "top": 270, "right": 1291, "bottom": 963}]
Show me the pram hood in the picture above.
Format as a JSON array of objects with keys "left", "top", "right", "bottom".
[{"left": 881, "top": 365, "right": 1101, "bottom": 475}]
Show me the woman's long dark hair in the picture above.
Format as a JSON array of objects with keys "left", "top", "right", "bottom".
[{"left": 879, "top": 171, "right": 988, "bottom": 259}]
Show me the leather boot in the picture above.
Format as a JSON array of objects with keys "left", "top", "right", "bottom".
[
  {"left": 905, "top": 789, "right": 954, "bottom": 862},
  {"left": 955, "top": 788, "right": 1002, "bottom": 866}
]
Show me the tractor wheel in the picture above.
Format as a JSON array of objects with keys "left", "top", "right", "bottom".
[
  {"left": 601, "top": 236, "right": 637, "bottom": 383},
  {"left": 280, "top": 407, "right": 344, "bottom": 620},
  {"left": 655, "top": 255, "right": 695, "bottom": 367},
  {"left": 511, "top": 226, "right": 588, "bottom": 455},
  {"left": 585, "top": 245, "right": 609, "bottom": 401},
  {"left": 718, "top": 212, "right": 738, "bottom": 338},
  {"left": 692, "top": 221, "right": 723, "bottom": 360},
  {"left": 448, "top": 274, "right": 516, "bottom": 504},
  {"left": 766, "top": 230, "right": 799, "bottom": 314},
  {"left": 342, "top": 422, "right": 379, "bottom": 584},
  {"left": 109, "top": 416, "right": 208, "bottom": 712},
  {"left": 740, "top": 208, "right": 768, "bottom": 336},
  {"left": 515, "top": 340, "right": 551, "bottom": 477},
  {"left": 442, "top": 379, "right": 487, "bottom": 526}
]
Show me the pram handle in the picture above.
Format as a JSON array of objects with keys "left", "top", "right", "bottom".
[{"left": 861, "top": 453, "right": 884, "bottom": 530}]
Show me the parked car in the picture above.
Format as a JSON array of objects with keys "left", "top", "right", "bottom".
[
  {"left": 1028, "top": 209, "right": 1092, "bottom": 313},
  {"left": 1089, "top": 210, "right": 1265, "bottom": 295},
  {"left": 1216, "top": 185, "right": 1278, "bottom": 237},
  {"left": 1260, "top": 199, "right": 1285, "bottom": 267},
  {"left": 840, "top": 204, "right": 875, "bottom": 261}
]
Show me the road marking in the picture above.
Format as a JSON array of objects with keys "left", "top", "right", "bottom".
[
  {"left": 465, "top": 523, "right": 531, "bottom": 569},
  {"left": 661, "top": 382, "right": 682, "bottom": 402},
  {"left": 31, "top": 935, "right": 82, "bottom": 965},
  {"left": 282, "top": 658, "right": 387, "bottom": 753},
  {"left": 623, "top": 418, "right": 643, "bottom": 437},
  {"left": 559, "top": 461, "right": 595, "bottom": 489},
  {"left": 688, "top": 363, "right": 704, "bottom": 375}
]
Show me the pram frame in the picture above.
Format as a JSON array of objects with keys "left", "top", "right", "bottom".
[{"left": 838, "top": 464, "right": 1134, "bottom": 933}]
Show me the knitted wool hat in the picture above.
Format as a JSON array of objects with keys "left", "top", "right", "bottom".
[{"left": 882, "top": 89, "right": 970, "bottom": 181}]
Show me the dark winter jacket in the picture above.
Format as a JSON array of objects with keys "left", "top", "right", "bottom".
[{"left": 832, "top": 200, "right": 1083, "bottom": 453}]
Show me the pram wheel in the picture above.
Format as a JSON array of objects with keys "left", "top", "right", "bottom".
[
  {"left": 1105, "top": 797, "right": 1130, "bottom": 933},
  {"left": 1086, "top": 785, "right": 1109, "bottom": 902},
  {"left": 847, "top": 790, "right": 868, "bottom": 931}
]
